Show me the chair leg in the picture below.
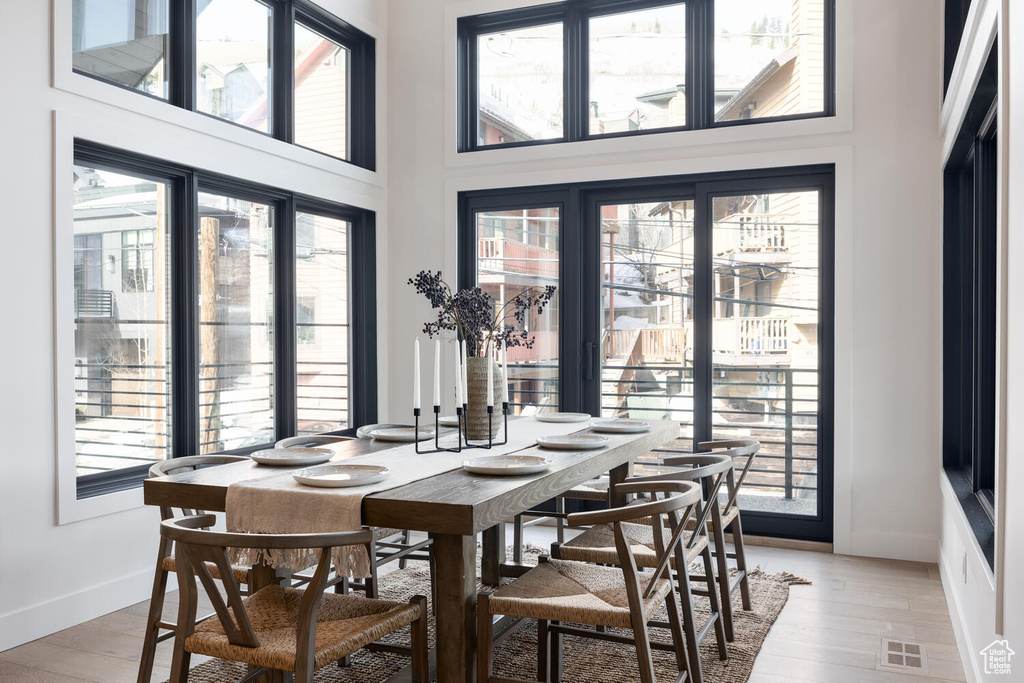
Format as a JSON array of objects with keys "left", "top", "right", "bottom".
[
  {"left": 669, "top": 560, "right": 702, "bottom": 683},
  {"left": 428, "top": 544, "right": 438, "bottom": 616},
  {"left": 536, "top": 619, "right": 550, "bottom": 683},
  {"left": 410, "top": 595, "right": 429, "bottom": 683},
  {"left": 550, "top": 621, "right": 563, "bottom": 683},
  {"left": 137, "top": 540, "right": 172, "bottom": 683},
  {"left": 701, "top": 543, "right": 728, "bottom": 660},
  {"left": 710, "top": 515, "right": 735, "bottom": 641},
  {"left": 630, "top": 612, "right": 657, "bottom": 683},
  {"left": 335, "top": 577, "right": 352, "bottom": 668},
  {"left": 730, "top": 514, "right": 752, "bottom": 610},
  {"left": 478, "top": 593, "right": 494, "bottom": 683},
  {"left": 513, "top": 514, "right": 524, "bottom": 564},
  {"left": 555, "top": 497, "right": 565, "bottom": 545},
  {"left": 366, "top": 539, "right": 380, "bottom": 599},
  {"left": 399, "top": 529, "right": 412, "bottom": 569}
]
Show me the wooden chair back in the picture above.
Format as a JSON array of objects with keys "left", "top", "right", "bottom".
[
  {"left": 161, "top": 515, "right": 373, "bottom": 655},
  {"left": 148, "top": 455, "right": 249, "bottom": 520},
  {"left": 697, "top": 439, "right": 760, "bottom": 517},
  {"left": 567, "top": 480, "right": 702, "bottom": 601}
]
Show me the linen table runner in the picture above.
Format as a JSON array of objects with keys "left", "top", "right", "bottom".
[{"left": 226, "top": 420, "right": 586, "bottom": 577}]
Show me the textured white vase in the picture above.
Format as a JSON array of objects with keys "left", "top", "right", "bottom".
[{"left": 465, "top": 356, "right": 503, "bottom": 441}]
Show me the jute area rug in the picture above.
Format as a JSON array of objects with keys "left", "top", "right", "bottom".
[{"left": 167, "top": 548, "right": 809, "bottom": 683}]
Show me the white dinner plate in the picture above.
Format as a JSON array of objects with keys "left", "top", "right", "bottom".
[
  {"left": 292, "top": 464, "right": 391, "bottom": 488},
  {"left": 589, "top": 418, "right": 652, "bottom": 434},
  {"left": 438, "top": 415, "right": 461, "bottom": 427},
  {"left": 275, "top": 434, "right": 352, "bottom": 449},
  {"left": 536, "top": 434, "right": 610, "bottom": 451},
  {"left": 370, "top": 427, "right": 436, "bottom": 442},
  {"left": 251, "top": 447, "right": 334, "bottom": 467},
  {"left": 463, "top": 455, "right": 552, "bottom": 476},
  {"left": 356, "top": 423, "right": 410, "bottom": 439},
  {"left": 533, "top": 412, "right": 592, "bottom": 423}
]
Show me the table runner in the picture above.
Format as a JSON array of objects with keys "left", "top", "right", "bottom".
[{"left": 226, "top": 420, "right": 587, "bottom": 577}]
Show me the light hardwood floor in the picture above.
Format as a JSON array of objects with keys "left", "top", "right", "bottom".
[{"left": 0, "top": 525, "right": 966, "bottom": 683}]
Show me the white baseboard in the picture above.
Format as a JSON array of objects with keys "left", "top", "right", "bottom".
[
  {"left": 846, "top": 529, "right": 939, "bottom": 563},
  {"left": 939, "top": 549, "right": 982, "bottom": 683},
  {"left": 0, "top": 567, "right": 153, "bottom": 653}
]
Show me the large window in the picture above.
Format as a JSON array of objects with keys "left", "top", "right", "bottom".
[
  {"left": 458, "top": 0, "right": 835, "bottom": 151},
  {"left": 71, "top": 0, "right": 375, "bottom": 168},
  {"left": 71, "top": 142, "right": 377, "bottom": 498},
  {"left": 460, "top": 165, "right": 835, "bottom": 542},
  {"left": 942, "top": 44, "right": 997, "bottom": 566}
]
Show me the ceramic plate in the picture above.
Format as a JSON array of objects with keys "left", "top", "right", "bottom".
[
  {"left": 275, "top": 434, "right": 352, "bottom": 449},
  {"left": 251, "top": 447, "right": 334, "bottom": 467},
  {"left": 589, "top": 418, "right": 652, "bottom": 434},
  {"left": 369, "top": 427, "right": 436, "bottom": 442},
  {"left": 533, "top": 412, "right": 592, "bottom": 423},
  {"left": 292, "top": 464, "right": 391, "bottom": 488},
  {"left": 438, "top": 415, "right": 461, "bottom": 427},
  {"left": 463, "top": 455, "right": 553, "bottom": 476},
  {"left": 536, "top": 434, "right": 610, "bottom": 451},
  {"left": 356, "top": 423, "right": 411, "bottom": 439}
]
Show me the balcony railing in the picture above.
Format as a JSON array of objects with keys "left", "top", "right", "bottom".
[
  {"left": 713, "top": 317, "right": 789, "bottom": 358},
  {"left": 75, "top": 289, "right": 115, "bottom": 318},
  {"left": 605, "top": 328, "right": 686, "bottom": 362},
  {"left": 479, "top": 238, "right": 558, "bottom": 278},
  {"left": 716, "top": 213, "right": 789, "bottom": 255}
]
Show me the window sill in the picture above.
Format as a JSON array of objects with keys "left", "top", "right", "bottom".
[{"left": 943, "top": 467, "right": 995, "bottom": 569}]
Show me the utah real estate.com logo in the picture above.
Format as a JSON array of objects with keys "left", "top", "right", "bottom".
[{"left": 979, "top": 640, "right": 1015, "bottom": 676}]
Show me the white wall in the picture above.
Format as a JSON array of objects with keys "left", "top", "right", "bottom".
[
  {"left": 0, "top": 0, "right": 389, "bottom": 651},
  {"left": 939, "top": 0, "right": 1024, "bottom": 680},
  {"left": 386, "top": 0, "right": 944, "bottom": 562}
]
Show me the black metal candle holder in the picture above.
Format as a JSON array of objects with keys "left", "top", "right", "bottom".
[{"left": 413, "top": 402, "right": 509, "bottom": 453}]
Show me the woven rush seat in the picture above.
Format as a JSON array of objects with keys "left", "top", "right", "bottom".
[
  {"left": 161, "top": 556, "right": 250, "bottom": 584},
  {"left": 559, "top": 521, "right": 709, "bottom": 569},
  {"left": 487, "top": 558, "right": 672, "bottom": 629},
  {"left": 565, "top": 477, "right": 610, "bottom": 501},
  {"left": 373, "top": 527, "right": 405, "bottom": 541},
  {"left": 184, "top": 585, "right": 421, "bottom": 672}
]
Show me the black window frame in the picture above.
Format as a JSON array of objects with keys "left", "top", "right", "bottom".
[
  {"left": 73, "top": 140, "right": 377, "bottom": 499},
  {"left": 458, "top": 164, "right": 835, "bottom": 543},
  {"left": 72, "top": 0, "right": 376, "bottom": 170},
  {"left": 458, "top": 0, "right": 837, "bottom": 152},
  {"left": 943, "top": 0, "right": 974, "bottom": 95},
  {"left": 942, "top": 43, "right": 997, "bottom": 567}
]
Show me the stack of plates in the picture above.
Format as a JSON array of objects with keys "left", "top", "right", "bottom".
[
  {"left": 589, "top": 418, "right": 651, "bottom": 434},
  {"left": 463, "top": 455, "right": 552, "bottom": 475},
  {"left": 533, "top": 412, "right": 592, "bottom": 423},
  {"left": 369, "top": 426, "right": 436, "bottom": 442},
  {"left": 275, "top": 434, "right": 352, "bottom": 449},
  {"left": 292, "top": 464, "right": 391, "bottom": 488},
  {"left": 536, "top": 434, "right": 610, "bottom": 450}
]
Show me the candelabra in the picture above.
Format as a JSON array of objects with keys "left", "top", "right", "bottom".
[{"left": 413, "top": 402, "right": 509, "bottom": 453}]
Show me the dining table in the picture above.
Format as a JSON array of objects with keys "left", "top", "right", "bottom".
[{"left": 143, "top": 416, "right": 680, "bottom": 683}]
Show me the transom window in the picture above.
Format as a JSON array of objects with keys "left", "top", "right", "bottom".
[
  {"left": 458, "top": 0, "right": 835, "bottom": 152},
  {"left": 71, "top": 0, "right": 375, "bottom": 168}
]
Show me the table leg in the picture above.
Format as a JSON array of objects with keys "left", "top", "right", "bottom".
[
  {"left": 481, "top": 523, "right": 505, "bottom": 587},
  {"left": 608, "top": 460, "right": 635, "bottom": 508},
  {"left": 249, "top": 561, "right": 294, "bottom": 683},
  {"left": 430, "top": 533, "right": 477, "bottom": 683}
]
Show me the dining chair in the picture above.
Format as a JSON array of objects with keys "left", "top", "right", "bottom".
[
  {"left": 138, "top": 455, "right": 251, "bottom": 683},
  {"left": 551, "top": 460, "right": 729, "bottom": 683},
  {"left": 478, "top": 480, "right": 702, "bottom": 683},
  {"left": 162, "top": 514, "right": 429, "bottom": 683},
  {"left": 684, "top": 439, "right": 760, "bottom": 642},
  {"left": 510, "top": 475, "right": 610, "bottom": 563}
]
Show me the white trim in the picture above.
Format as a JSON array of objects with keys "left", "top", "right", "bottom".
[
  {"left": 940, "top": 0, "right": 999, "bottom": 166},
  {"left": 442, "top": 0, "right": 854, "bottom": 170},
  {"left": 441, "top": 145, "right": 856, "bottom": 554},
  {"left": 939, "top": 552, "right": 981, "bottom": 683},
  {"left": 941, "top": 472, "right": 997, "bottom": 589}
]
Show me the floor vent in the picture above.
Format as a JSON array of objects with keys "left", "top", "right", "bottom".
[{"left": 880, "top": 638, "right": 928, "bottom": 671}]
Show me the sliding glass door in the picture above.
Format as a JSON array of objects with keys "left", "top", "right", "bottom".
[{"left": 460, "top": 167, "right": 833, "bottom": 541}]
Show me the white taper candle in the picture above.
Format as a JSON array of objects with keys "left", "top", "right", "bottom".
[
  {"left": 460, "top": 340, "right": 468, "bottom": 404},
  {"left": 454, "top": 343, "right": 462, "bottom": 406},
  {"left": 501, "top": 343, "right": 509, "bottom": 403},
  {"left": 486, "top": 345, "right": 494, "bottom": 406},
  {"left": 413, "top": 338, "right": 421, "bottom": 410},
  {"left": 433, "top": 340, "right": 441, "bottom": 407}
]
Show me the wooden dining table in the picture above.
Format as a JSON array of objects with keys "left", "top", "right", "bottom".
[{"left": 143, "top": 417, "right": 679, "bottom": 683}]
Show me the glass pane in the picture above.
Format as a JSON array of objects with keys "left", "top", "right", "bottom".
[
  {"left": 477, "top": 208, "right": 560, "bottom": 413},
  {"left": 198, "top": 193, "right": 275, "bottom": 452},
  {"left": 711, "top": 190, "right": 821, "bottom": 516},
  {"left": 73, "top": 165, "right": 171, "bottom": 476},
  {"left": 600, "top": 201, "right": 695, "bottom": 475},
  {"left": 295, "top": 213, "right": 350, "bottom": 433},
  {"left": 72, "top": 0, "right": 169, "bottom": 98},
  {"left": 294, "top": 23, "right": 349, "bottom": 159},
  {"left": 589, "top": 4, "right": 687, "bottom": 134},
  {"left": 714, "top": 0, "right": 825, "bottom": 121},
  {"left": 196, "top": 0, "right": 272, "bottom": 132},
  {"left": 477, "top": 23, "right": 564, "bottom": 145}
]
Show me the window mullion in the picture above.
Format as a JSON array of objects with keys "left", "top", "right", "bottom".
[
  {"left": 688, "top": 0, "right": 711, "bottom": 130},
  {"left": 171, "top": 0, "right": 197, "bottom": 110},
  {"left": 274, "top": 2, "right": 295, "bottom": 143},
  {"left": 565, "top": 6, "right": 584, "bottom": 142},
  {"left": 275, "top": 196, "right": 298, "bottom": 439},
  {"left": 692, "top": 182, "right": 713, "bottom": 445},
  {"left": 350, "top": 213, "right": 378, "bottom": 427},
  {"left": 172, "top": 172, "right": 200, "bottom": 459}
]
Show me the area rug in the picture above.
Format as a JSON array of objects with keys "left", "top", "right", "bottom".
[{"left": 166, "top": 548, "right": 808, "bottom": 683}]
